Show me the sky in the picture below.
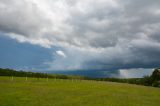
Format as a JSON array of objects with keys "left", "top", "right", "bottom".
[{"left": 0, "top": 0, "right": 160, "bottom": 78}]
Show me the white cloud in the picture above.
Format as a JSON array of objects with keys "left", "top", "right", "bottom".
[{"left": 56, "top": 50, "right": 66, "bottom": 58}]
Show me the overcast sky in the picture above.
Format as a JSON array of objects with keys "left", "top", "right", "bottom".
[{"left": 0, "top": 0, "right": 160, "bottom": 78}]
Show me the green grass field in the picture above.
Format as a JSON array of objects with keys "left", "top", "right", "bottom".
[{"left": 0, "top": 76, "right": 160, "bottom": 106}]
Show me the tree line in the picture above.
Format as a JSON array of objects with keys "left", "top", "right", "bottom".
[
  {"left": 0, "top": 68, "right": 159, "bottom": 87},
  {"left": 0, "top": 68, "right": 85, "bottom": 80},
  {"left": 91, "top": 68, "right": 160, "bottom": 87}
]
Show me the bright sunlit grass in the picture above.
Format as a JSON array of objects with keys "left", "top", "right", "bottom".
[{"left": 0, "top": 76, "right": 160, "bottom": 106}]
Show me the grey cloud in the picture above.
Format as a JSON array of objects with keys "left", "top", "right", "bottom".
[
  {"left": 0, "top": 0, "right": 160, "bottom": 72},
  {"left": 0, "top": 0, "right": 52, "bottom": 38}
]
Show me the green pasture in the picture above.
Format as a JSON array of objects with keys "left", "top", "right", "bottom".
[{"left": 0, "top": 76, "right": 160, "bottom": 106}]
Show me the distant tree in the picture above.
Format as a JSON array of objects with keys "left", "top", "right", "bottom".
[{"left": 151, "top": 68, "right": 160, "bottom": 80}]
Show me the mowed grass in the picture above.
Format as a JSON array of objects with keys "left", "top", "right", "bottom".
[{"left": 0, "top": 76, "right": 160, "bottom": 106}]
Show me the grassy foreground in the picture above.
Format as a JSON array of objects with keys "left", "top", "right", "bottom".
[{"left": 0, "top": 77, "right": 160, "bottom": 106}]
